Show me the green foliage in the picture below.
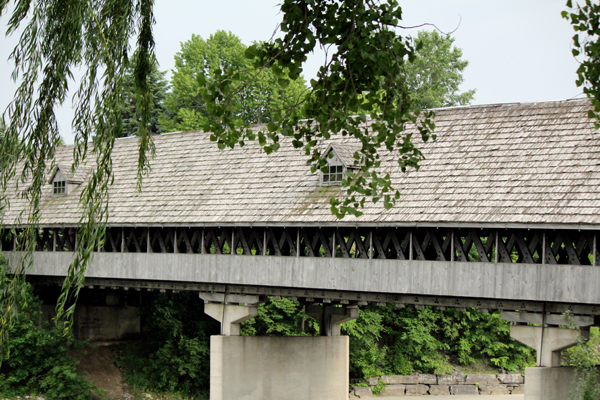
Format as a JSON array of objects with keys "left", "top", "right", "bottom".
[
  {"left": 565, "top": 327, "right": 600, "bottom": 366},
  {"left": 160, "top": 30, "right": 307, "bottom": 132},
  {"left": 342, "top": 306, "right": 387, "bottom": 379},
  {"left": 565, "top": 327, "right": 600, "bottom": 400},
  {"left": 0, "top": 262, "right": 95, "bottom": 399},
  {"left": 437, "top": 309, "right": 533, "bottom": 371},
  {"left": 115, "top": 292, "right": 219, "bottom": 398},
  {"left": 342, "top": 305, "right": 534, "bottom": 380},
  {"left": 121, "top": 56, "right": 169, "bottom": 137},
  {"left": 379, "top": 305, "right": 453, "bottom": 375},
  {"left": 39, "top": 365, "right": 96, "bottom": 400},
  {"left": 371, "top": 378, "right": 386, "bottom": 396},
  {"left": 405, "top": 31, "right": 476, "bottom": 109},
  {"left": 564, "top": 0, "right": 600, "bottom": 128},
  {"left": 241, "top": 297, "right": 318, "bottom": 336},
  {"left": 198, "top": 1, "right": 436, "bottom": 218}
]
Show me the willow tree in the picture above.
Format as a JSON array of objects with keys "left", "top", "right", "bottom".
[{"left": 0, "top": 0, "right": 436, "bottom": 349}]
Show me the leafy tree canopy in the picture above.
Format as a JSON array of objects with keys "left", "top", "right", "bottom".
[
  {"left": 564, "top": 0, "right": 600, "bottom": 127},
  {"left": 406, "top": 30, "right": 476, "bottom": 109},
  {"left": 160, "top": 30, "right": 307, "bottom": 132}
]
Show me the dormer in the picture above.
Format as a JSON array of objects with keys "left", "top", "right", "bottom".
[
  {"left": 49, "top": 164, "right": 82, "bottom": 196},
  {"left": 320, "top": 144, "right": 362, "bottom": 186}
]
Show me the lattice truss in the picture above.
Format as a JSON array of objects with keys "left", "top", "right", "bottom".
[{"left": 1, "top": 226, "right": 598, "bottom": 265}]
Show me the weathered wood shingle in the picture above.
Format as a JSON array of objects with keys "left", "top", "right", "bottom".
[{"left": 4, "top": 99, "right": 600, "bottom": 227}]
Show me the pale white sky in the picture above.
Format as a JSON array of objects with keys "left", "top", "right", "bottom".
[{"left": 0, "top": 0, "right": 582, "bottom": 144}]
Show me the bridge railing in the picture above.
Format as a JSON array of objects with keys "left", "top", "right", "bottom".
[{"left": 1, "top": 226, "right": 597, "bottom": 266}]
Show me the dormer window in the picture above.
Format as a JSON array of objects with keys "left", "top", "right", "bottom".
[
  {"left": 49, "top": 164, "right": 83, "bottom": 196},
  {"left": 320, "top": 143, "right": 362, "bottom": 186},
  {"left": 53, "top": 180, "right": 66, "bottom": 194}
]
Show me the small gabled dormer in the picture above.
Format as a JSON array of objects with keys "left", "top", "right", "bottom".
[
  {"left": 320, "top": 144, "right": 362, "bottom": 186},
  {"left": 49, "top": 164, "right": 82, "bottom": 196}
]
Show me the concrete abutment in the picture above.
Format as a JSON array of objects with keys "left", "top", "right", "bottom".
[
  {"left": 210, "top": 336, "right": 349, "bottom": 400},
  {"left": 200, "top": 293, "right": 356, "bottom": 400}
]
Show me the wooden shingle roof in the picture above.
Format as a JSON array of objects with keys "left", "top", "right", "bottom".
[{"left": 4, "top": 98, "right": 600, "bottom": 228}]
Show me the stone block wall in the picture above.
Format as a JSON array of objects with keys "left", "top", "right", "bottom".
[{"left": 351, "top": 372, "right": 524, "bottom": 397}]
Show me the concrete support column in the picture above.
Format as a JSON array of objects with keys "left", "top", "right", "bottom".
[
  {"left": 200, "top": 293, "right": 261, "bottom": 336},
  {"left": 510, "top": 325, "right": 586, "bottom": 367},
  {"left": 305, "top": 304, "right": 359, "bottom": 336}
]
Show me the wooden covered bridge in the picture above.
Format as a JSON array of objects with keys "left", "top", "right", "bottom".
[{"left": 3, "top": 98, "right": 600, "bottom": 400}]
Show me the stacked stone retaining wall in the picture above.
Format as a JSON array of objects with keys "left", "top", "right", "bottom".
[{"left": 351, "top": 372, "right": 524, "bottom": 397}]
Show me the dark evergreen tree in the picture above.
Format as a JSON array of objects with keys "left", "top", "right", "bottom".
[{"left": 121, "top": 59, "right": 169, "bottom": 137}]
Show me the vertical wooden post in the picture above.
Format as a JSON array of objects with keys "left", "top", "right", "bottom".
[
  {"left": 542, "top": 231, "right": 546, "bottom": 265},
  {"left": 121, "top": 227, "right": 125, "bottom": 252},
  {"left": 332, "top": 228, "right": 336, "bottom": 258},
  {"left": 409, "top": 230, "right": 413, "bottom": 260},
  {"left": 174, "top": 229, "right": 178, "bottom": 253},
  {"left": 450, "top": 230, "right": 455, "bottom": 262},
  {"left": 593, "top": 233, "right": 597, "bottom": 266},
  {"left": 263, "top": 229, "right": 267, "bottom": 256},
  {"left": 495, "top": 230, "right": 499, "bottom": 263},
  {"left": 231, "top": 228, "right": 235, "bottom": 255},
  {"left": 201, "top": 227, "right": 205, "bottom": 254},
  {"left": 369, "top": 230, "right": 373, "bottom": 259},
  {"left": 147, "top": 228, "right": 151, "bottom": 253},
  {"left": 296, "top": 228, "right": 300, "bottom": 257}
]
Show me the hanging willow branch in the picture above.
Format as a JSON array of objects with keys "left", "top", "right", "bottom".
[
  {"left": 0, "top": 0, "right": 157, "bottom": 347},
  {"left": 0, "top": 0, "right": 435, "bottom": 354}
]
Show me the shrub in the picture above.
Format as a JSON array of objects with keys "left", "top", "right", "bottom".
[
  {"left": 0, "top": 260, "right": 95, "bottom": 399},
  {"left": 115, "top": 292, "right": 219, "bottom": 398}
]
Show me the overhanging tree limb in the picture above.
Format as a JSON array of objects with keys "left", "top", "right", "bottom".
[{"left": 0, "top": 0, "right": 434, "bottom": 349}]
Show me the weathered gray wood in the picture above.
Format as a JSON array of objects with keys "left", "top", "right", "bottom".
[
  {"left": 18, "top": 251, "right": 600, "bottom": 306},
  {"left": 470, "top": 231, "right": 489, "bottom": 263},
  {"left": 409, "top": 231, "right": 413, "bottom": 260},
  {"left": 542, "top": 231, "right": 546, "bottom": 265},
  {"left": 594, "top": 233, "right": 597, "bottom": 266},
  {"left": 451, "top": 231, "right": 455, "bottom": 262},
  {"left": 500, "top": 311, "right": 594, "bottom": 326}
]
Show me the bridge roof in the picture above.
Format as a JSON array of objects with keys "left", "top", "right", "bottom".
[{"left": 4, "top": 98, "right": 600, "bottom": 228}]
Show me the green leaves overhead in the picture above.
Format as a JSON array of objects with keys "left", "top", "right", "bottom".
[
  {"left": 564, "top": 0, "right": 600, "bottom": 128},
  {"left": 199, "top": 1, "right": 435, "bottom": 218},
  {"left": 0, "top": 0, "right": 158, "bottom": 341}
]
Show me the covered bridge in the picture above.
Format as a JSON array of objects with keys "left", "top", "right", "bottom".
[
  {"left": 3, "top": 98, "right": 600, "bottom": 400},
  {"left": 4, "top": 98, "right": 599, "bottom": 310}
]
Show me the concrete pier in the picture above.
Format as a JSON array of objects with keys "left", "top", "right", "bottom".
[
  {"left": 201, "top": 293, "right": 356, "bottom": 400},
  {"left": 509, "top": 325, "right": 585, "bottom": 400},
  {"left": 210, "top": 336, "right": 349, "bottom": 400},
  {"left": 524, "top": 367, "right": 576, "bottom": 400}
]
